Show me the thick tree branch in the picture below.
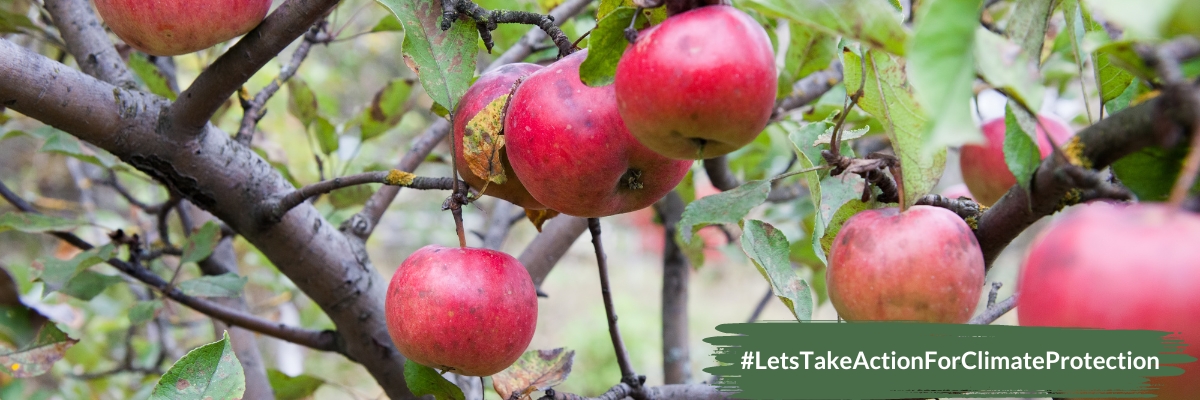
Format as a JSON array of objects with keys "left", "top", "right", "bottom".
[
  {"left": 520, "top": 215, "right": 589, "bottom": 289},
  {"left": 266, "top": 170, "right": 461, "bottom": 222},
  {"left": 44, "top": 0, "right": 136, "bottom": 88},
  {"left": 0, "top": 181, "right": 341, "bottom": 355},
  {"left": 0, "top": 38, "right": 417, "bottom": 398},
  {"left": 482, "top": 200, "right": 522, "bottom": 250},
  {"left": 236, "top": 22, "right": 327, "bottom": 145},
  {"left": 589, "top": 218, "right": 643, "bottom": 391},
  {"left": 167, "top": 0, "right": 340, "bottom": 137},
  {"left": 654, "top": 192, "right": 691, "bottom": 384}
]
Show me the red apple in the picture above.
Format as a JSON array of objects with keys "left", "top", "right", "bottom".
[
  {"left": 453, "top": 63, "right": 545, "bottom": 209},
  {"left": 960, "top": 114, "right": 1074, "bottom": 206},
  {"left": 614, "top": 5, "right": 776, "bottom": 160},
  {"left": 1018, "top": 203, "right": 1200, "bottom": 398},
  {"left": 93, "top": 0, "right": 272, "bottom": 56},
  {"left": 385, "top": 245, "right": 538, "bottom": 377},
  {"left": 505, "top": 50, "right": 692, "bottom": 218},
  {"left": 828, "top": 206, "right": 985, "bottom": 323}
]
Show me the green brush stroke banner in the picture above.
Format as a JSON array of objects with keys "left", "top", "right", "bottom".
[{"left": 704, "top": 322, "right": 1194, "bottom": 398}]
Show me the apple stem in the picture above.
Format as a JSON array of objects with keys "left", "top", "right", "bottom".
[{"left": 588, "top": 218, "right": 643, "bottom": 389}]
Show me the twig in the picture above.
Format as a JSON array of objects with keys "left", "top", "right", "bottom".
[
  {"left": 588, "top": 218, "right": 643, "bottom": 390},
  {"left": 99, "top": 170, "right": 157, "bottom": 212},
  {"left": 446, "top": 0, "right": 576, "bottom": 57},
  {"left": 0, "top": 180, "right": 343, "bottom": 353},
  {"left": 969, "top": 293, "right": 1018, "bottom": 325},
  {"left": 915, "top": 194, "right": 985, "bottom": 223},
  {"left": 986, "top": 282, "right": 1002, "bottom": 308},
  {"left": 770, "top": 63, "right": 843, "bottom": 122},
  {"left": 746, "top": 287, "right": 773, "bottom": 323},
  {"left": 266, "top": 171, "right": 462, "bottom": 223},
  {"left": 236, "top": 21, "right": 328, "bottom": 145}
]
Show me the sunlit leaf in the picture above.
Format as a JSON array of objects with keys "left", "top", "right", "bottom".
[
  {"left": 492, "top": 348, "right": 574, "bottom": 399},
  {"left": 678, "top": 180, "right": 771, "bottom": 244},
  {"left": 150, "top": 332, "right": 245, "bottom": 400},
  {"left": 741, "top": 219, "right": 812, "bottom": 321},
  {"left": 746, "top": 0, "right": 908, "bottom": 56},
  {"left": 403, "top": 359, "right": 465, "bottom": 400},
  {"left": 525, "top": 209, "right": 559, "bottom": 232},
  {"left": 377, "top": 0, "right": 477, "bottom": 113},
  {"left": 177, "top": 273, "right": 247, "bottom": 298},
  {"left": 581, "top": 7, "right": 646, "bottom": 87},
  {"left": 0, "top": 323, "right": 78, "bottom": 378}
]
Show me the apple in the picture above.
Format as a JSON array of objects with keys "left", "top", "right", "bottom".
[
  {"left": 1018, "top": 203, "right": 1200, "bottom": 398},
  {"left": 614, "top": 5, "right": 776, "bottom": 160},
  {"left": 504, "top": 49, "right": 692, "bottom": 218},
  {"left": 960, "top": 114, "right": 1074, "bottom": 206},
  {"left": 453, "top": 63, "right": 545, "bottom": 209},
  {"left": 385, "top": 245, "right": 538, "bottom": 377},
  {"left": 828, "top": 206, "right": 985, "bottom": 323},
  {"left": 93, "top": 0, "right": 272, "bottom": 56}
]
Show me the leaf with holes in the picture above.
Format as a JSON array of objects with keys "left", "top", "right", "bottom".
[
  {"left": 150, "top": 332, "right": 245, "bottom": 400},
  {"left": 0, "top": 212, "right": 81, "bottom": 233},
  {"left": 525, "top": 209, "right": 559, "bottom": 232},
  {"left": 268, "top": 369, "right": 325, "bottom": 400},
  {"left": 581, "top": 7, "right": 648, "bottom": 87},
  {"left": 287, "top": 78, "right": 318, "bottom": 128},
  {"left": 908, "top": 0, "right": 982, "bottom": 154},
  {"left": 492, "top": 348, "right": 575, "bottom": 400},
  {"left": 403, "top": 359, "right": 465, "bottom": 400},
  {"left": 746, "top": 0, "right": 908, "bottom": 56},
  {"left": 128, "top": 53, "right": 177, "bottom": 100},
  {"left": 177, "top": 273, "right": 247, "bottom": 298},
  {"left": 377, "top": 0, "right": 476, "bottom": 114},
  {"left": 1003, "top": 103, "right": 1041, "bottom": 195},
  {"left": 975, "top": 28, "right": 1044, "bottom": 111},
  {"left": 463, "top": 94, "right": 509, "bottom": 184},
  {"left": 0, "top": 323, "right": 78, "bottom": 378},
  {"left": 842, "top": 49, "right": 943, "bottom": 208},
  {"left": 741, "top": 219, "right": 812, "bottom": 321},
  {"left": 181, "top": 221, "right": 221, "bottom": 265},
  {"left": 678, "top": 180, "right": 772, "bottom": 244},
  {"left": 361, "top": 78, "right": 415, "bottom": 140}
]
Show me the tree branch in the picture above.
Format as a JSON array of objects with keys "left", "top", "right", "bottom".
[
  {"left": 167, "top": 0, "right": 340, "bottom": 138},
  {"left": 44, "top": 0, "right": 136, "bottom": 88},
  {"left": 654, "top": 192, "right": 691, "bottom": 384},
  {"left": 266, "top": 170, "right": 461, "bottom": 222},
  {"left": 236, "top": 22, "right": 327, "bottom": 145},
  {"left": 771, "top": 63, "right": 843, "bottom": 122},
  {"left": 520, "top": 215, "right": 589, "bottom": 290},
  {"left": 968, "top": 293, "right": 1018, "bottom": 325},
  {"left": 588, "top": 218, "right": 644, "bottom": 391},
  {"left": 0, "top": 180, "right": 342, "bottom": 355},
  {"left": 702, "top": 156, "right": 809, "bottom": 202}
]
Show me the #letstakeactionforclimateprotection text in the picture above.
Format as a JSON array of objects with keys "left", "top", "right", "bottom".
[{"left": 742, "top": 350, "right": 1162, "bottom": 371}]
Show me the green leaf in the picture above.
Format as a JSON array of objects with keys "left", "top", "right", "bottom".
[
  {"left": 1112, "top": 143, "right": 1200, "bottom": 202},
  {"left": 0, "top": 9, "right": 35, "bottom": 34},
  {"left": 150, "top": 332, "right": 245, "bottom": 400},
  {"left": 785, "top": 121, "right": 830, "bottom": 264},
  {"left": 130, "top": 300, "right": 163, "bottom": 325},
  {"left": 819, "top": 199, "right": 871, "bottom": 257},
  {"left": 371, "top": 14, "right": 405, "bottom": 32},
  {"left": 908, "top": 0, "right": 983, "bottom": 153},
  {"left": 403, "top": 359, "right": 466, "bottom": 400},
  {"left": 268, "top": 369, "right": 325, "bottom": 400},
  {"left": 975, "top": 28, "right": 1045, "bottom": 111},
  {"left": 1006, "top": 0, "right": 1055, "bottom": 65},
  {"left": 597, "top": 0, "right": 666, "bottom": 25},
  {"left": 778, "top": 23, "right": 837, "bottom": 98},
  {"left": 842, "top": 49, "right": 944, "bottom": 208},
  {"left": 180, "top": 221, "right": 221, "bottom": 265},
  {"left": 1104, "top": 79, "right": 1147, "bottom": 115},
  {"left": 740, "top": 219, "right": 813, "bottom": 321},
  {"left": 377, "top": 0, "right": 477, "bottom": 114},
  {"left": 360, "top": 78, "right": 415, "bottom": 141},
  {"left": 287, "top": 77, "right": 319, "bottom": 128},
  {"left": 36, "top": 244, "right": 115, "bottom": 290},
  {"left": 329, "top": 184, "right": 376, "bottom": 210},
  {"left": 312, "top": 116, "right": 339, "bottom": 156},
  {"left": 1093, "top": 40, "right": 1156, "bottom": 82},
  {"left": 492, "top": 348, "right": 574, "bottom": 400},
  {"left": 58, "top": 271, "right": 122, "bottom": 301},
  {"left": 0, "top": 323, "right": 78, "bottom": 378},
  {"left": 581, "top": 8, "right": 645, "bottom": 87},
  {"left": 1087, "top": 0, "right": 1181, "bottom": 40},
  {"left": 128, "top": 53, "right": 177, "bottom": 100},
  {"left": 177, "top": 273, "right": 247, "bottom": 298},
  {"left": 0, "top": 212, "right": 81, "bottom": 233},
  {"left": 746, "top": 0, "right": 908, "bottom": 56},
  {"left": 677, "top": 180, "right": 772, "bottom": 244},
  {"left": 1003, "top": 103, "right": 1042, "bottom": 195},
  {"left": 39, "top": 129, "right": 118, "bottom": 168}
]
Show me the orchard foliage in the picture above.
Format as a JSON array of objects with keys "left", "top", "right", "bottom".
[{"left": 0, "top": 0, "right": 1198, "bottom": 398}]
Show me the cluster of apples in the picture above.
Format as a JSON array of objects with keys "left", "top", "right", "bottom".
[{"left": 389, "top": 5, "right": 777, "bottom": 377}]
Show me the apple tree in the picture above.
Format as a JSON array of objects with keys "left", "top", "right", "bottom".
[{"left": 0, "top": 0, "right": 1197, "bottom": 398}]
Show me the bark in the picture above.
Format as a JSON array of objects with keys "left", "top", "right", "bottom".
[{"left": 655, "top": 192, "right": 691, "bottom": 384}]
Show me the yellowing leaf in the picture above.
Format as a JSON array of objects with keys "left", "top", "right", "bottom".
[
  {"left": 463, "top": 94, "right": 510, "bottom": 185},
  {"left": 525, "top": 209, "right": 560, "bottom": 232},
  {"left": 492, "top": 348, "right": 575, "bottom": 400}
]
